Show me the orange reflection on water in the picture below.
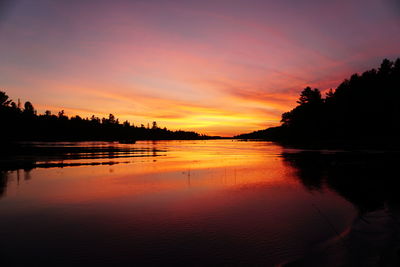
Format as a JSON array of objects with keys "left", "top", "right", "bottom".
[
  {"left": 0, "top": 140, "right": 356, "bottom": 266},
  {"left": 3, "top": 140, "right": 298, "bottom": 205}
]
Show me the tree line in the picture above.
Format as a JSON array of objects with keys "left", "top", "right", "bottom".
[
  {"left": 236, "top": 58, "right": 400, "bottom": 145},
  {"left": 0, "top": 92, "right": 214, "bottom": 141}
]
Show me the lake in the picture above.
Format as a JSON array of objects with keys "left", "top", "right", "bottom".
[{"left": 1, "top": 140, "right": 399, "bottom": 266}]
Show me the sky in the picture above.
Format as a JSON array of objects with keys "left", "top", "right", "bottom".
[{"left": 1, "top": 0, "right": 400, "bottom": 136}]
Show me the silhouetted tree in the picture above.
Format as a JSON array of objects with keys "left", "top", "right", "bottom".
[
  {"left": 58, "top": 110, "right": 66, "bottom": 119},
  {"left": 108, "top": 113, "right": 116, "bottom": 124},
  {"left": 297, "top": 87, "right": 322, "bottom": 105},
  {"left": 325, "top": 88, "right": 334, "bottom": 99},
  {"left": 237, "top": 57, "right": 400, "bottom": 144},
  {"left": 10, "top": 102, "right": 17, "bottom": 110},
  {"left": 379, "top": 58, "right": 393, "bottom": 76},
  {"left": 23, "top": 101, "right": 35, "bottom": 115},
  {"left": 0, "top": 91, "right": 12, "bottom": 107},
  {"left": 0, "top": 91, "right": 211, "bottom": 141}
]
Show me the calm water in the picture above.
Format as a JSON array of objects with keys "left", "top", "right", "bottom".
[{"left": 2, "top": 140, "right": 395, "bottom": 266}]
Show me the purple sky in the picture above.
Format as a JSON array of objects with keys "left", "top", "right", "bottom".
[{"left": 1, "top": 0, "right": 399, "bottom": 136}]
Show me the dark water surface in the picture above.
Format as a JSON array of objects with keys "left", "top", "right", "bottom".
[{"left": 1, "top": 140, "right": 399, "bottom": 266}]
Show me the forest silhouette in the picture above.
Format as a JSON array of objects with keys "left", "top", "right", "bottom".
[
  {"left": 3, "top": 57, "right": 400, "bottom": 143},
  {"left": 0, "top": 92, "right": 217, "bottom": 141},
  {"left": 236, "top": 58, "right": 400, "bottom": 146}
]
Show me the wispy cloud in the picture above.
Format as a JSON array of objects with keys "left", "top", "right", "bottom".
[{"left": 1, "top": 0, "right": 399, "bottom": 136}]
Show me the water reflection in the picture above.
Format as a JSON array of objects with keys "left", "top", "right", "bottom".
[
  {"left": 282, "top": 150, "right": 400, "bottom": 266},
  {"left": 0, "top": 169, "right": 32, "bottom": 199},
  {"left": 0, "top": 141, "right": 398, "bottom": 265},
  {"left": 0, "top": 171, "right": 7, "bottom": 198},
  {"left": 0, "top": 141, "right": 165, "bottom": 170},
  {"left": 0, "top": 142, "right": 166, "bottom": 198}
]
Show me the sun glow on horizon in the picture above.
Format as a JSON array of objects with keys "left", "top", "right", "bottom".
[{"left": 1, "top": 0, "right": 400, "bottom": 136}]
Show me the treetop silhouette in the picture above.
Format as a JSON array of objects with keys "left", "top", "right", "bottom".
[
  {"left": 236, "top": 57, "right": 400, "bottom": 145},
  {"left": 0, "top": 92, "right": 216, "bottom": 141}
]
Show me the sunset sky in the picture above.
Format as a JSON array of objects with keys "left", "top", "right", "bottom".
[{"left": 1, "top": 0, "right": 400, "bottom": 136}]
